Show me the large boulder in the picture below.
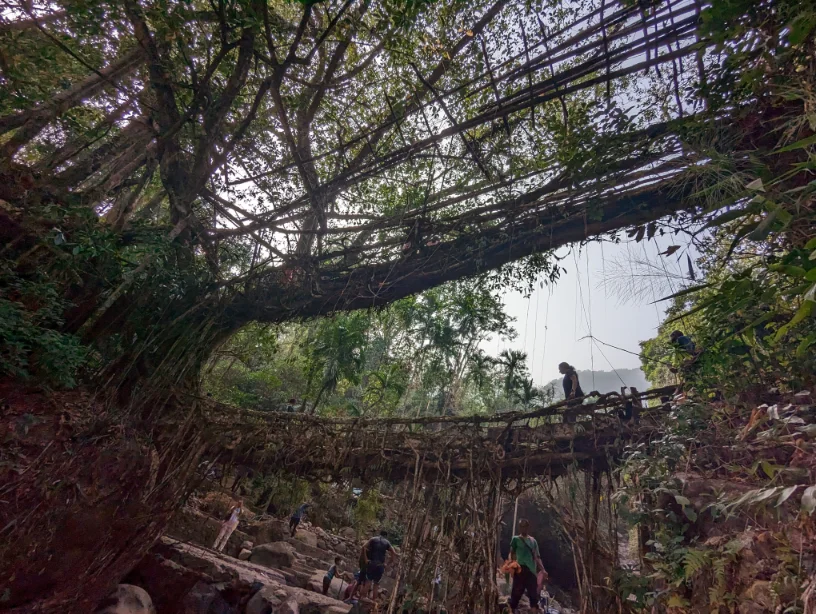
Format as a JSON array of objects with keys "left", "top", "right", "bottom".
[
  {"left": 246, "top": 586, "right": 286, "bottom": 614},
  {"left": 248, "top": 519, "right": 286, "bottom": 546},
  {"left": 250, "top": 542, "right": 296, "bottom": 569},
  {"left": 124, "top": 551, "right": 209, "bottom": 614},
  {"left": 339, "top": 528, "right": 356, "bottom": 541},
  {"left": 179, "top": 581, "right": 236, "bottom": 614},
  {"left": 168, "top": 508, "right": 223, "bottom": 547},
  {"left": 238, "top": 549, "right": 252, "bottom": 561},
  {"left": 97, "top": 585, "right": 156, "bottom": 614},
  {"left": 294, "top": 531, "right": 319, "bottom": 549}
]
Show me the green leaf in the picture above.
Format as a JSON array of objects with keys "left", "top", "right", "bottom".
[
  {"left": 748, "top": 208, "right": 779, "bottom": 241},
  {"left": 805, "top": 237, "right": 816, "bottom": 250},
  {"left": 788, "top": 12, "right": 816, "bottom": 45},
  {"left": 653, "top": 283, "right": 712, "bottom": 304},
  {"left": 675, "top": 495, "right": 691, "bottom": 506},
  {"left": 761, "top": 461, "right": 784, "bottom": 479},
  {"left": 776, "top": 132, "right": 816, "bottom": 154},
  {"left": 796, "top": 333, "right": 816, "bottom": 357},
  {"left": 745, "top": 178, "right": 765, "bottom": 191},
  {"left": 770, "top": 264, "right": 806, "bottom": 278},
  {"left": 776, "top": 485, "right": 799, "bottom": 507},
  {"left": 773, "top": 301, "right": 815, "bottom": 342},
  {"left": 801, "top": 486, "right": 816, "bottom": 515},
  {"left": 683, "top": 507, "right": 698, "bottom": 522}
]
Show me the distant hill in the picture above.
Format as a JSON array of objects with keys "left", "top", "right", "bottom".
[{"left": 543, "top": 368, "right": 650, "bottom": 400}]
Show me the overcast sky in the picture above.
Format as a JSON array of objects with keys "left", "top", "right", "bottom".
[{"left": 484, "top": 234, "right": 693, "bottom": 387}]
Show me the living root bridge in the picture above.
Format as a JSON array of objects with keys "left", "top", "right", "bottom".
[{"left": 204, "top": 386, "right": 676, "bottom": 483}]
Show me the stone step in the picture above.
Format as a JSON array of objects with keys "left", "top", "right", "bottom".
[{"left": 285, "top": 537, "right": 339, "bottom": 566}]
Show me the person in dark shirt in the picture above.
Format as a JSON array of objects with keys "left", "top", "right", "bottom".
[
  {"left": 289, "top": 502, "right": 310, "bottom": 537},
  {"left": 558, "top": 362, "right": 584, "bottom": 423},
  {"left": 670, "top": 330, "right": 696, "bottom": 354},
  {"left": 285, "top": 398, "right": 297, "bottom": 412},
  {"left": 359, "top": 530, "right": 399, "bottom": 600}
]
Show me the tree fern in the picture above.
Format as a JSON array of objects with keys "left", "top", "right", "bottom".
[
  {"left": 683, "top": 548, "right": 709, "bottom": 580},
  {"left": 708, "top": 556, "right": 728, "bottom": 606}
]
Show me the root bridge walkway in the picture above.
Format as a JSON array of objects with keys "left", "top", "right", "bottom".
[{"left": 200, "top": 386, "right": 677, "bottom": 484}]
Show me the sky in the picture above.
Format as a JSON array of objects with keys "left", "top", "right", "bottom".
[{"left": 483, "top": 234, "right": 692, "bottom": 387}]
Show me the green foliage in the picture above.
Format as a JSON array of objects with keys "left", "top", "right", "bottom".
[
  {"left": 352, "top": 489, "right": 382, "bottom": 537},
  {"left": 0, "top": 268, "right": 87, "bottom": 387},
  {"left": 203, "top": 278, "right": 538, "bottom": 417}
]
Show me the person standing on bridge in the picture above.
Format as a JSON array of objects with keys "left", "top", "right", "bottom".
[
  {"left": 558, "top": 362, "right": 584, "bottom": 423},
  {"left": 289, "top": 502, "right": 311, "bottom": 536},
  {"left": 508, "top": 518, "right": 547, "bottom": 614}
]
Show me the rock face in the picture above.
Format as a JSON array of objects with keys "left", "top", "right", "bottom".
[
  {"left": 127, "top": 538, "right": 350, "bottom": 614},
  {"left": 97, "top": 584, "right": 156, "bottom": 614},
  {"left": 241, "top": 541, "right": 254, "bottom": 551},
  {"left": 180, "top": 581, "right": 236, "bottom": 614},
  {"left": 248, "top": 519, "right": 286, "bottom": 546},
  {"left": 124, "top": 551, "right": 208, "bottom": 614},
  {"left": 245, "top": 586, "right": 285, "bottom": 614},
  {"left": 294, "top": 531, "right": 319, "bottom": 548},
  {"left": 339, "top": 528, "right": 356, "bottom": 541},
  {"left": 250, "top": 542, "right": 297, "bottom": 569}
]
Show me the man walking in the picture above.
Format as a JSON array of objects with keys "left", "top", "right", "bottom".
[
  {"left": 289, "top": 502, "right": 310, "bottom": 536},
  {"left": 359, "top": 530, "right": 399, "bottom": 600},
  {"left": 508, "top": 519, "right": 547, "bottom": 613}
]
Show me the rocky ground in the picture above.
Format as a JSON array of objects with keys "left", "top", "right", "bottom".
[
  {"left": 99, "top": 490, "right": 573, "bottom": 614},
  {"left": 98, "top": 490, "right": 400, "bottom": 614}
]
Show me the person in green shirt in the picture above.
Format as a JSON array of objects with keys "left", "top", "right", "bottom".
[{"left": 509, "top": 518, "right": 547, "bottom": 612}]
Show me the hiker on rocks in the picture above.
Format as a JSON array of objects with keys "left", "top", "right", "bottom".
[
  {"left": 344, "top": 570, "right": 362, "bottom": 601},
  {"left": 323, "top": 556, "right": 344, "bottom": 595},
  {"left": 213, "top": 499, "right": 243, "bottom": 552},
  {"left": 359, "top": 530, "right": 399, "bottom": 600},
  {"left": 231, "top": 465, "right": 253, "bottom": 494},
  {"left": 508, "top": 519, "right": 547, "bottom": 613},
  {"left": 558, "top": 362, "right": 584, "bottom": 423},
  {"left": 289, "top": 502, "right": 310, "bottom": 536},
  {"left": 285, "top": 398, "right": 297, "bottom": 412}
]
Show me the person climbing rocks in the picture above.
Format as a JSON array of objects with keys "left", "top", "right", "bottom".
[
  {"left": 323, "top": 556, "right": 343, "bottom": 595},
  {"left": 558, "top": 362, "right": 584, "bottom": 423},
  {"left": 213, "top": 499, "right": 243, "bottom": 552},
  {"left": 359, "top": 530, "right": 399, "bottom": 600},
  {"left": 344, "top": 570, "right": 362, "bottom": 601},
  {"left": 285, "top": 398, "right": 297, "bottom": 412},
  {"left": 231, "top": 465, "right": 253, "bottom": 494},
  {"left": 508, "top": 519, "right": 547, "bottom": 614},
  {"left": 289, "top": 502, "right": 310, "bottom": 536}
]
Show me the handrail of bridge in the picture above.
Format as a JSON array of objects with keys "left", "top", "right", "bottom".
[{"left": 199, "top": 385, "right": 678, "bottom": 429}]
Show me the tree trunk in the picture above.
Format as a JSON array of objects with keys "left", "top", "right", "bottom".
[{"left": 0, "top": 382, "right": 206, "bottom": 613}]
